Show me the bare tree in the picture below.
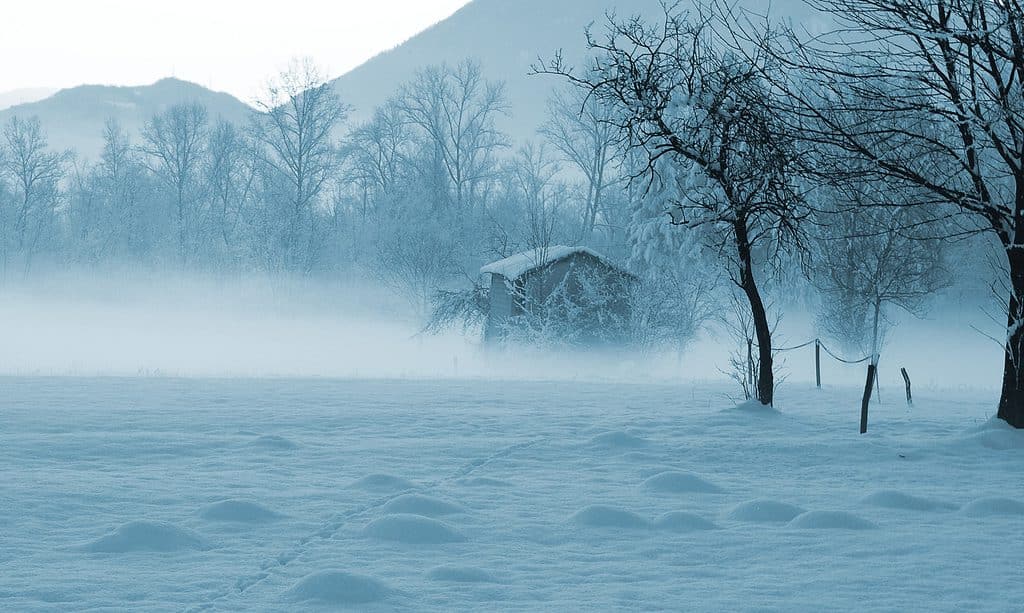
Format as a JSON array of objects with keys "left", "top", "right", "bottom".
[
  {"left": 68, "top": 119, "right": 147, "bottom": 262},
  {"left": 763, "top": 0, "right": 1024, "bottom": 426},
  {"left": 813, "top": 194, "right": 952, "bottom": 359},
  {"left": 205, "top": 119, "right": 255, "bottom": 256},
  {"left": 0, "top": 116, "right": 69, "bottom": 272},
  {"left": 140, "top": 102, "right": 209, "bottom": 265},
  {"left": 537, "top": 8, "right": 807, "bottom": 405},
  {"left": 540, "top": 87, "right": 621, "bottom": 241},
  {"left": 507, "top": 142, "right": 572, "bottom": 252},
  {"left": 342, "top": 101, "right": 410, "bottom": 216},
  {"left": 397, "top": 60, "right": 509, "bottom": 213},
  {"left": 376, "top": 217, "right": 459, "bottom": 316},
  {"left": 251, "top": 58, "right": 347, "bottom": 272},
  {"left": 99, "top": 119, "right": 147, "bottom": 256}
]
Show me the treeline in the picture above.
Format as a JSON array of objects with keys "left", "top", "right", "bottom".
[{"left": 0, "top": 60, "right": 629, "bottom": 302}]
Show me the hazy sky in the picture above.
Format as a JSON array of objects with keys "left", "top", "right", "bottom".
[{"left": 1, "top": 0, "right": 471, "bottom": 101}]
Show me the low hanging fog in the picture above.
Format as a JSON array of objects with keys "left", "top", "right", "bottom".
[{"left": 0, "top": 266, "right": 1002, "bottom": 395}]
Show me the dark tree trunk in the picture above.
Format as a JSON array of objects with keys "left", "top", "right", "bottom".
[
  {"left": 998, "top": 245, "right": 1024, "bottom": 428},
  {"left": 735, "top": 217, "right": 774, "bottom": 406}
]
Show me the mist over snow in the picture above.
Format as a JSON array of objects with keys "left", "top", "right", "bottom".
[{"left": 0, "top": 270, "right": 1003, "bottom": 392}]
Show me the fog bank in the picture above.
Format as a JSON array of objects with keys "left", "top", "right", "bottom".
[{"left": 0, "top": 272, "right": 1005, "bottom": 393}]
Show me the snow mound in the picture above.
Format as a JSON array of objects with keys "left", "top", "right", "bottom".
[
  {"left": 426, "top": 565, "right": 501, "bottom": 583},
  {"left": 788, "top": 511, "right": 876, "bottom": 530},
  {"left": 349, "top": 474, "right": 417, "bottom": 492},
  {"left": 960, "top": 497, "right": 1024, "bottom": 517},
  {"left": 963, "top": 420, "right": 1024, "bottom": 451},
  {"left": 382, "top": 494, "right": 465, "bottom": 517},
  {"left": 362, "top": 514, "right": 467, "bottom": 544},
  {"left": 247, "top": 435, "right": 298, "bottom": 450},
  {"left": 571, "top": 505, "right": 651, "bottom": 529},
  {"left": 81, "top": 520, "right": 207, "bottom": 553},
  {"left": 861, "top": 491, "right": 955, "bottom": 512},
  {"left": 653, "top": 511, "right": 717, "bottom": 532},
  {"left": 589, "top": 431, "right": 649, "bottom": 449},
  {"left": 199, "top": 499, "right": 283, "bottom": 523},
  {"left": 285, "top": 570, "right": 389, "bottom": 606},
  {"left": 642, "top": 471, "right": 723, "bottom": 494},
  {"left": 726, "top": 400, "right": 781, "bottom": 416},
  {"left": 726, "top": 500, "right": 805, "bottom": 523}
]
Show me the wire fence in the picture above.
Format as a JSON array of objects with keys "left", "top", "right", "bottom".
[
  {"left": 753, "top": 338, "right": 873, "bottom": 364},
  {"left": 747, "top": 336, "right": 904, "bottom": 434}
]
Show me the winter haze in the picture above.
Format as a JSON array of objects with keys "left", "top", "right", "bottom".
[{"left": 1, "top": 1, "right": 1022, "bottom": 611}]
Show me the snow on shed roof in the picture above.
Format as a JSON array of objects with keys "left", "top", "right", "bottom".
[{"left": 480, "top": 245, "right": 633, "bottom": 279}]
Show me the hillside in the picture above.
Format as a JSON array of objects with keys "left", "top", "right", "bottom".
[
  {"left": 0, "top": 88, "right": 58, "bottom": 112},
  {"left": 330, "top": 0, "right": 822, "bottom": 141},
  {"left": 0, "top": 78, "right": 252, "bottom": 159}
]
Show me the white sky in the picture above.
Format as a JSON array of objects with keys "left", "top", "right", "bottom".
[{"left": 0, "top": 0, "right": 471, "bottom": 102}]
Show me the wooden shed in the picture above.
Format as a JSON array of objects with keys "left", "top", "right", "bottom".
[{"left": 480, "top": 246, "right": 637, "bottom": 346}]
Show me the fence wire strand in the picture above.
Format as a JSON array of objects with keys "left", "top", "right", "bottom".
[
  {"left": 818, "top": 341, "right": 873, "bottom": 365},
  {"left": 752, "top": 338, "right": 873, "bottom": 364}
]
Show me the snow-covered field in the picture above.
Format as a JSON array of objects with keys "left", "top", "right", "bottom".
[{"left": 2, "top": 377, "right": 1022, "bottom": 611}]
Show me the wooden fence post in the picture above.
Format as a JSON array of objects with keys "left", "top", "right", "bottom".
[
  {"left": 861, "top": 362, "right": 876, "bottom": 434},
  {"left": 901, "top": 367, "right": 912, "bottom": 406},
  {"left": 747, "top": 338, "right": 755, "bottom": 397},
  {"left": 815, "top": 339, "right": 821, "bottom": 389}
]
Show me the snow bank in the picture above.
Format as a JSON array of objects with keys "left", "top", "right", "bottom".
[
  {"left": 725, "top": 500, "right": 805, "bottom": 523},
  {"left": 81, "top": 521, "right": 207, "bottom": 553},
  {"left": 381, "top": 494, "right": 465, "bottom": 517},
  {"left": 861, "top": 491, "right": 956, "bottom": 512},
  {"left": 653, "top": 512, "right": 718, "bottom": 532},
  {"left": 285, "top": 570, "right": 390, "bottom": 606},
  {"left": 642, "top": 471, "right": 723, "bottom": 494},
  {"left": 788, "top": 511, "right": 876, "bottom": 530},
  {"left": 571, "top": 505, "right": 650, "bottom": 529},
  {"left": 361, "top": 514, "right": 467, "bottom": 544}
]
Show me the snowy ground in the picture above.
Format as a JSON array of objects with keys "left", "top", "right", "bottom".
[{"left": 1, "top": 377, "right": 1022, "bottom": 611}]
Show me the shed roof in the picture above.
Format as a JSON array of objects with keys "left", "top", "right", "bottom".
[{"left": 480, "top": 245, "right": 633, "bottom": 280}]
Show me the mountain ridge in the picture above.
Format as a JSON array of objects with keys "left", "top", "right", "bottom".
[
  {"left": 330, "top": 0, "right": 821, "bottom": 140},
  {"left": 0, "top": 78, "right": 253, "bottom": 159}
]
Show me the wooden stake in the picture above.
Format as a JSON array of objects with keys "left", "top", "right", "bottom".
[
  {"left": 861, "top": 363, "right": 876, "bottom": 434},
  {"left": 747, "top": 338, "right": 755, "bottom": 398},
  {"left": 901, "top": 367, "right": 912, "bottom": 406},
  {"left": 815, "top": 339, "right": 821, "bottom": 389}
]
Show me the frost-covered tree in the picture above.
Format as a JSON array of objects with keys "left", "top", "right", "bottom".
[
  {"left": 68, "top": 119, "right": 149, "bottom": 262},
  {"left": 540, "top": 88, "right": 621, "bottom": 242},
  {"left": 342, "top": 101, "right": 411, "bottom": 215},
  {"left": 0, "top": 116, "right": 69, "bottom": 272},
  {"left": 397, "top": 60, "right": 509, "bottom": 213},
  {"left": 140, "top": 102, "right": 209, "bottom": 265},
  {"left": 813, "top": 192, "right": 952, "bottom": 359},
  {"left": 204, "top": 119, "right": 255, "bottom": 259},
  {"left": 767, "top": 0, "right": 1024, "bottom": 426},
  {"left": 251, "top": 58, "right": 346, "bottom": 272},
  {"left": 538, "top": 8, "right": 807, "bottom": 405}
]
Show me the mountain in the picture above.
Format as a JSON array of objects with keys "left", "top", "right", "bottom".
[
  {"left": 0, "top": 88, "right": 59, "bottom": 112},
  {"left": 330, "top": 0, "right": 824, "bottom": 141},
  {"left": 0, "top": 78, "right": 253, "bottom": 159}
]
